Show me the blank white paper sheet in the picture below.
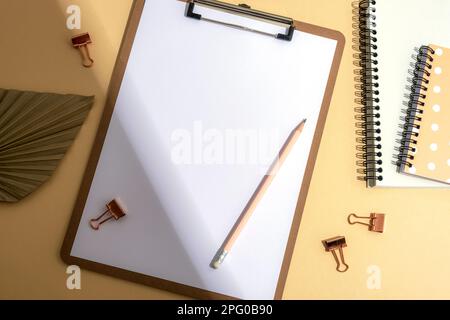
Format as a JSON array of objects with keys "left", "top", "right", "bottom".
[{"left": 70, "top": 0, "right": 337, "bottom": 299}]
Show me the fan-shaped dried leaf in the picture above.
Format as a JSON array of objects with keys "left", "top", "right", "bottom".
[{"left": 0, "top": 89, "right": 94, "bottom": 202}]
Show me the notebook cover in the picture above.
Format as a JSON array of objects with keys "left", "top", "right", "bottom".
[{"left": 400, "top": 44, "right": 450, "bottom": 185}]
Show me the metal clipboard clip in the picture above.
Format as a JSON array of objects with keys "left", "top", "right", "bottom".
[{"left": 185, "top": 0, "right": 295, "bottom": 41}]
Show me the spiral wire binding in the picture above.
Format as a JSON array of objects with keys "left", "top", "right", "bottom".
[
  {"left": 395, "top": 46, "right": 435, "bottom": 171},
  {"left": 352, "top": 0, "right": 382, "bottom": 187}
]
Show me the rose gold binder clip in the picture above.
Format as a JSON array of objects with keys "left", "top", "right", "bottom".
[
  {"left": 90, "top": 199, "right": 126, "bottom": 230},
  {"left": 348, "top": 213, "right": 385, "bottom": 233},
  {"left": 72, "top": 33, "right": 94, "bottom": 68},
  {"left": 322, "top": 236, "right": 349, "bottom": 273}
]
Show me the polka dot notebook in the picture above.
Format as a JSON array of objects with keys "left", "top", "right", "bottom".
[{"left": 397, "top": 44, "right": 450, "bottom": 185}]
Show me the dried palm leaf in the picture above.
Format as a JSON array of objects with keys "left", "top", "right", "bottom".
[{"left": 0, "top": 88, "right": 94, "bottom": 202}]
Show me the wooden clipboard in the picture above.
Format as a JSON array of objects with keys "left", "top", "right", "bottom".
[{"left": 61, "top": 0, "right": 344, "bottom": 300}]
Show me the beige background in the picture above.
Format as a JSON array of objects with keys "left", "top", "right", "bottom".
[{"left": 0, "top": 0, "right": 448, "bottom": 299}]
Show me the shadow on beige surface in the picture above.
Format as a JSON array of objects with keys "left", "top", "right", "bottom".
[{"left": 0, "top": 0, "right": 186, "bottom": 299}]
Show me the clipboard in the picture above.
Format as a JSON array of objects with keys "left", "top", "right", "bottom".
[{"left": 61, "top": 0, "right": 344, "bottom": 300}]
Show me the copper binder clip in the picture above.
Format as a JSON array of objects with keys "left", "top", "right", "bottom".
[
  {"left": 322, "top": 236, "right": 349, "bottom": 273},
  {"left": 90, "top": 199, "right": 126, "bottom": 230},
  {"left": 348, "top": 213, "right": 385, "bottom": 233},
  {"left": 72, "top": 33, "right": 94, "bottom": 68}
]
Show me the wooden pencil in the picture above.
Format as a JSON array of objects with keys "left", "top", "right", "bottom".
[{"left": 211, "top": 119, "right": 307, "bottom": 269}]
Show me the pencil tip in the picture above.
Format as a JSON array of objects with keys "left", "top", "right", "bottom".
[{"left": 295, "top": 119, "right": 307, "bottom": 130}]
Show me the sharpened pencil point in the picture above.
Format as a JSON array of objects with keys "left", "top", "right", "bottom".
[{"left": 294, "top": 119, "right": 307, "bottom": 131}]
